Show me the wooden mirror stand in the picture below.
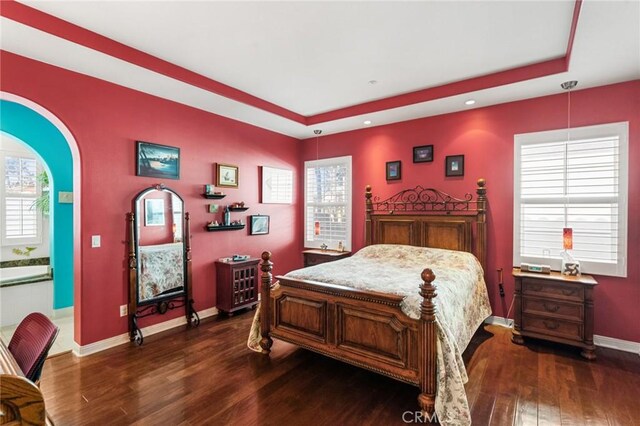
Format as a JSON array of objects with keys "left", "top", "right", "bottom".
[{"left": 127, "top": 184, "right": 199, "bottom": 345}]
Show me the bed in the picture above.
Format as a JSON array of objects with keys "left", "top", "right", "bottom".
[
  {"left": 138, "top": 242, "right": 184, "bottom": 302},
  {"left": 255, "top": 179, "right": 489, "bottom": 424}
]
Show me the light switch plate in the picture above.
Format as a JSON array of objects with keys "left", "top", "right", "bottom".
[
  {"left": 58, "top": 191, "right": 73, "bottom": 203},
  {"left": 91, "top": 235, "right": 101, "bottom": 248}
]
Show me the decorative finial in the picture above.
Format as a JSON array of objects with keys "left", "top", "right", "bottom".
[
  {"left": 561, "top": 81, "right": 578, "bottom": 90},
  {"left": 261, "top": 251, "right": 271, "bottom": 261},
  {"left": 421, "top": 268, "right": 436, "bottom": 283},
  {"left": 477, "top": 178, "right": 486, "bottom": 187}
]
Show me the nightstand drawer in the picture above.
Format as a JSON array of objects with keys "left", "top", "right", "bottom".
[
  {"left": 305, "top": 255, "right": 323, "bottom": 267},
  {"left": 523, "top": 297, "right": 583, "bottom": 321},
  {"left": 522, "top": 315, "right": 583, "bottom": 341},
  {"left": 522, "top": 279, "right": 584, "bottom": 302},
  {"left": 303, "top": 250, "right": 351, "bottom": 267}
]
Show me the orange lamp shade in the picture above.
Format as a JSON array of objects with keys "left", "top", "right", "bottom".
[
  {"left": 563, "top": 227, "right": 573, "bottom": 250},
  {"left": 314, "top": 221, "right": 321, "bottom": 236}
]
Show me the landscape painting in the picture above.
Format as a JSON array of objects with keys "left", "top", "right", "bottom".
[{"left": 136, "top": 141, "right": 180, "bottom": 180}]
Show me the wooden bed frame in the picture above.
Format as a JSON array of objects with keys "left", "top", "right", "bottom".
[{"left": 259, "top": 178, "right": 487, "bottom": 416}]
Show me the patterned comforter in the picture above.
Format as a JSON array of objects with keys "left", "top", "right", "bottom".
[
  {"left": 139, "top": 243, "right": 184, "bottom": 302},
  {"left": 284, "top": 244, "right": 492, "bottom": 426}
]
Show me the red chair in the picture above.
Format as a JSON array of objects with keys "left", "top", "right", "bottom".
[{"left": 8, "top": 312, "right": 59, "bottom": 384}]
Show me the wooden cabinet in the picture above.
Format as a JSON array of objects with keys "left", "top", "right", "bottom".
[
  {"left": 302, "top": 249, "right": 351, "bottom": 267},
  {"left": 215, "top": 258, "right": 259, "bottom": 314},
  {"left": 511, "top": 268, "right": 598, "bottom": 360}
]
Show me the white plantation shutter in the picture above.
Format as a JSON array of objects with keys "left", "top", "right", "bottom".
[
  {"left": 514, "top": 122, "right": 628, "bottom": 277},
  {"left": 2, "top": 154, "right": 42, "bottom": 245},
  {"left": 304, "top": 156, "right": 352, "bottom": 250}
]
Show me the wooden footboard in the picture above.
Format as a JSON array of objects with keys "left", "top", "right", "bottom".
[{"left": 258, "top": 251, "right": 438, "bottom": 415}]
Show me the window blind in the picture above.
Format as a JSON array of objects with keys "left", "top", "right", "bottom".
[
  {"left": 304, "top": 156, "right": 352, "bottom": 250},
  {"left": 514, "top": 122, "right": 628, "bottom": 277},
  {"left": 3, "top": 155, "right": 41, "bottom": 243}
]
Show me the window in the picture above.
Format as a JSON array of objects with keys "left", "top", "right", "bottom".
[
  {"left": 304, "top": 156, "right": 352, "bottom": 250},
  {"left": 2, "top": 152, "right": 42, "bottom": 245},
  {"left": 514, "top": 122, "right": 628, "bottom": 277}
]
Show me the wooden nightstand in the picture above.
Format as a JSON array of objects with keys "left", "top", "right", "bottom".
[
  {"left": 215, "top": 258, "right": 259, "bottom": 314},
  {"left": 512, "top": 268, "right": 598, "bottom": 360},
  {"left": 302, "top": 249, "right": 351, "bottom": 267}
]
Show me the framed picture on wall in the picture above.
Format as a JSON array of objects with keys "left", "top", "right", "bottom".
[
  {"left": 216, "top": 163, "right": 239, "bottom": 188},
  {"left": 445, "top": 155, "right": 464, "bottom": 177},
  {"left": 386, "top": 161, "right": 402, "bottom": 181},
  {"left": 136, "top": 141, "right": 180, "bottom": 180},
  {"left": 144, "top": 199, "right": 165, "bottom": 226},
  {"left": 413, "top": 145, "right": 434, "bottom": 163},
  {"left": 262, "top": 166, "right": 293, "bottom": 204},
  {"left": 250, "top": 215, "right": 270, "bottom": 235}
]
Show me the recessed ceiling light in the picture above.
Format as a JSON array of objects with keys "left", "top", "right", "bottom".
[
  {"left": 465, "top": 99, "right": 476, "bottom": 106},
  {"left": 363, "top": 120, "right": 372, "bottom": 125},
  {"left": 368, "top": 80, "right": 378, "bottom": 85}
]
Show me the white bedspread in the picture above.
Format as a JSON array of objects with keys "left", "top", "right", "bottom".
[{"left": 283, "top": 244, "right": 492, "bottom": 426}]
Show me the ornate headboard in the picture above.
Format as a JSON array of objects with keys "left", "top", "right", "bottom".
[{"left": 365, "top": 179, "right": 487, "bottom": 270}]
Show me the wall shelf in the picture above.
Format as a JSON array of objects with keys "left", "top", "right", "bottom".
[
  {"left": 229, "top": 207, "right": 249, "bottom": 212},
  {"left": 203, "top": 193, "right": 226, "bottom": 200},
  {"left": 206, "top": 224, "right": 245, "bottom": 232}
]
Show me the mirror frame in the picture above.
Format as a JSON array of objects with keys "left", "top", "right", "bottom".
[{"left": 127, "top": 183, "right": 199, "bottom": 345}]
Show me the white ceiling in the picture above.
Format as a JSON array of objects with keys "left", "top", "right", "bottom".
[{"left": 2, "top": 1, "right": 639, "bottom": 138}]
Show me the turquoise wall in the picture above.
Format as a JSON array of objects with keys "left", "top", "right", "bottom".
[{"left": 1, "top": 100, "right": 74, "bottom": 309}]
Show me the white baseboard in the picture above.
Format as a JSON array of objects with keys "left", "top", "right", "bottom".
[
  {"left": 72, "top": 307, "right": 218, "bottom": 357},
  {"left": 484, "top": 315, "right": 639, "bottom": 356},
  {"left": 52, "top": 307, "right": 74, "bottom": 319},
  {"left": 593, "top": 334, "right": 640, "bottom": 355},
  {"left": 485, "top": 315, "right": 514, "bottom": 328}
]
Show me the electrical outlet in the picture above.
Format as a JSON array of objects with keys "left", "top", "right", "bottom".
[{"left": 120, "top": 305, "right": 128, "bottom": 317}]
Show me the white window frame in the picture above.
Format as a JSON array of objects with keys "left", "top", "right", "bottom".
[
  {"left": 514, "top": 122, "right": 628, "bottom": 277},
  {"left": 304, "top": 156, "right": 352, "bottom": 251},
  {"left": 1, "top": 149, "right": 43, "bottom": 246}
]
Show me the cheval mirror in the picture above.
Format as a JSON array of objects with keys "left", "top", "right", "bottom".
[{"left": 127, "top": 184, "right": 199, "bottom": 345}]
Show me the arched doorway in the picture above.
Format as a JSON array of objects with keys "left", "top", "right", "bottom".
[{"left": 0, "top": 93, "right": 81, "bottom": 352}]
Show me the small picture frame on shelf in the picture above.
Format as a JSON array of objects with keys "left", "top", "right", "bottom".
[
  {"left": 445, "top": 155, "right": 464, "bottom": 177},
  {"left": 413, "top": 145, "right": 433, "bottom": 163},
  {"left": 250, "top": 215, "right": 270, "bottom": 235},
  {"left": 216, "top": 163, "right": 239, "bottom": 188},
  {"left": 386, "top": 161, "right": 401, "bottom": 181}
]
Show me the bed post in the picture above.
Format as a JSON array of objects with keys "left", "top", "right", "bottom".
[
  {"left": 418, "top": 268, "right": 437, "bottom": 417},
  {"left": 365, "top": 185, "right": 373, "bottom": 246},
  {"left": 475, "top": 178, "right": 487, "bottom": 271},
  {"left": 259, "top": 251, "right": 274, "bottom": 353}
]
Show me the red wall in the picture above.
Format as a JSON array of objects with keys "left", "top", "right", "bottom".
[
  {"left": 301, "top": 80, "right": 640, "bottom": 343},
  {"left": 1, "top": 51, "right": 303, "bottom": 345},
  {"left": 2, "top": 49, "right": 637, "bottom": 345}
]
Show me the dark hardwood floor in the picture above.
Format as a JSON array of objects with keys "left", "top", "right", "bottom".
[{"left": 40, "top": 312, "right": 640, "bottom": 425}]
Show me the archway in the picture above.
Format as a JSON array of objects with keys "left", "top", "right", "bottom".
[{"left": 0, "top": 93, "right": 82, "bottom": 346}]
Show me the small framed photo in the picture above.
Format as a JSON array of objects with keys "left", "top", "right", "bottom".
[
  {"left": 136, "top": 141, "right": 180, "bottom": 180},
  {"left": 250, "top": 215, "right": 270, "bottom": 235},
  {"left": 216, "top": 163, "right": 239, "bottom": 188},
  {"left": 413, "top": 145, "right": 433, "bottom": 163},
  {"left": 144, "top": 199, "right": 165, "bottom": 226},
  {"left": 386, "top": 161, "right": 402, "bottom": 181},
  {"left": 445, "top": 155, "right": 464, "bottom": 177}
]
